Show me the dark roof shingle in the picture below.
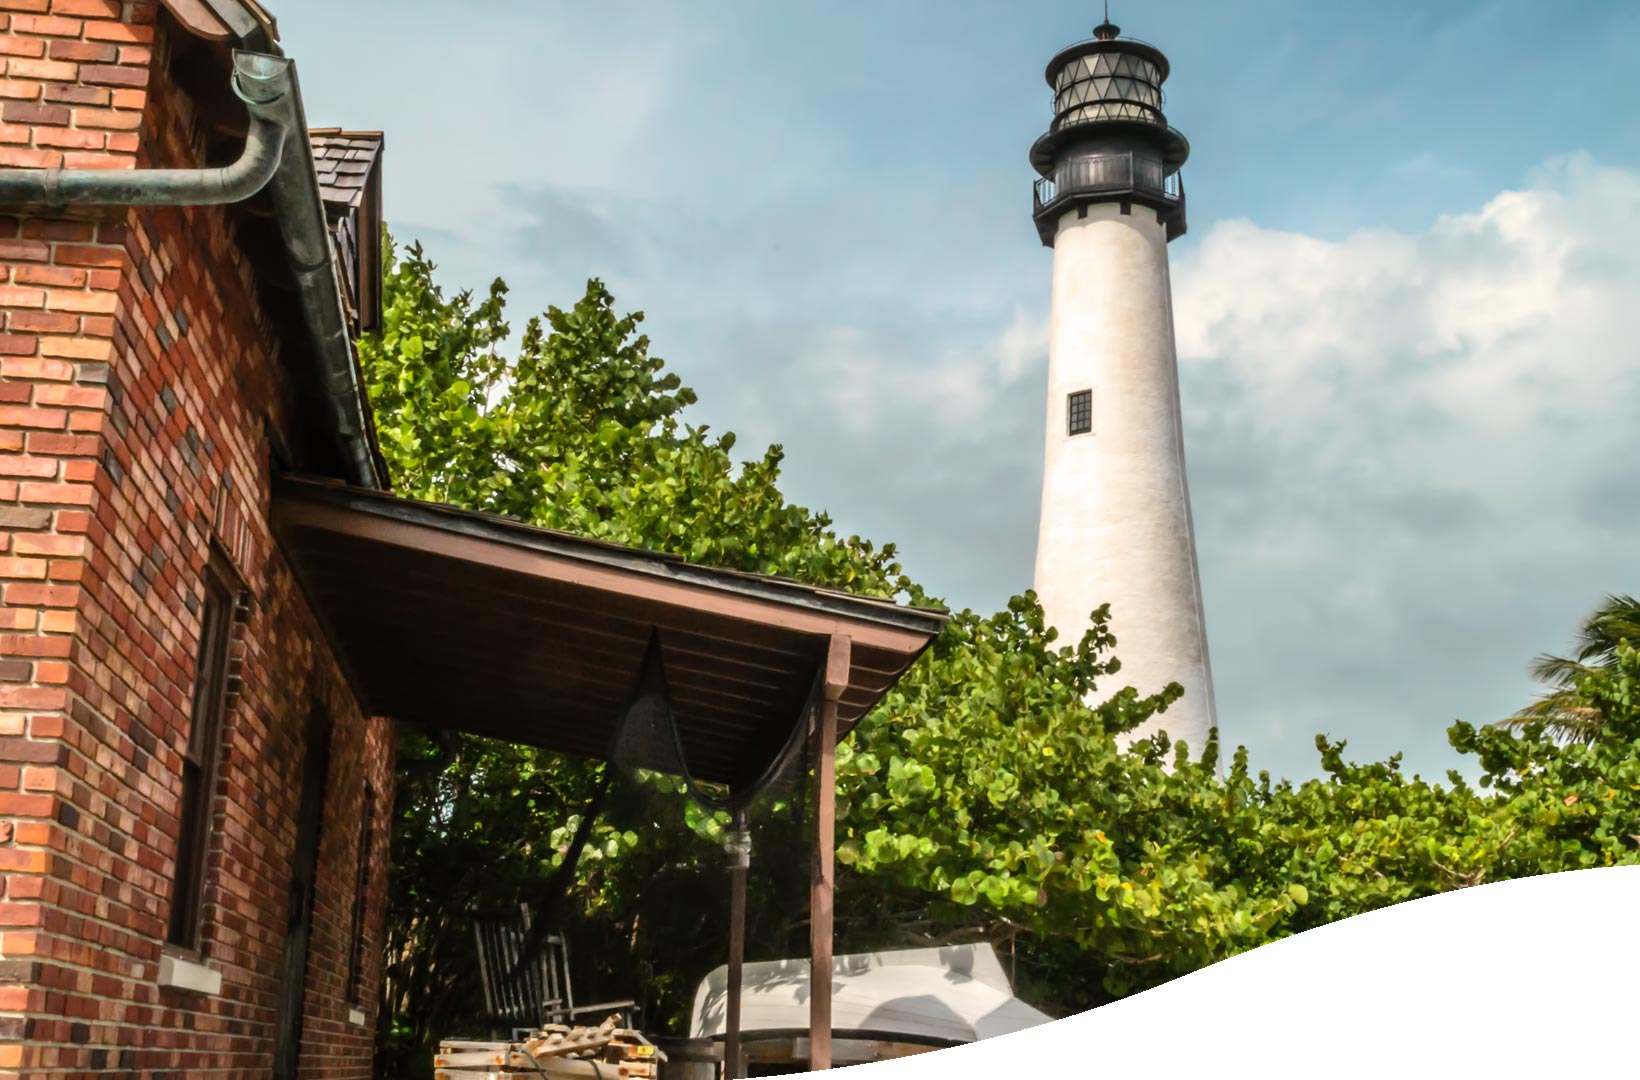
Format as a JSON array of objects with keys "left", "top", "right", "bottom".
[{"left": 308, "top": 129, "right": 383, "bottom": 210}]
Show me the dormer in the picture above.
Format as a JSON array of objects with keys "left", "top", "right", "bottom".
[{"left": 309, "top": 129, "right": 385, "bottom": 335}]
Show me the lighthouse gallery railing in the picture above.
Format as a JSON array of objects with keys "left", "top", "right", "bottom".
[{"left": 1033, "top": 152, "right": 1183, "bottom": 213}]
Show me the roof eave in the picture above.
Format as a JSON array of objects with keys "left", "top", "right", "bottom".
[{"left": 170, "top": 0, "right": 388, "bottom": 489}]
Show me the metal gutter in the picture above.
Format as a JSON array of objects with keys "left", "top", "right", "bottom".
[
  {"left": 196, "top": 0, "right": 382, "bottom": 489},
  {"left": 255, "top": 59, "right": 382, "bottom": 489}
]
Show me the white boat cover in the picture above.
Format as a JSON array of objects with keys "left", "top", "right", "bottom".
[{"left": 690, "top": 943, "right": 1052, "bottom": 1045}]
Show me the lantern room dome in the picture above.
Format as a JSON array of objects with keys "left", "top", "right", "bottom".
[
  {"left": 1029, "top": 20, "right": 1190, "bottom": 246},
  {"left": 1029, "top": 21, "right": 1189, "bottom": 177}
]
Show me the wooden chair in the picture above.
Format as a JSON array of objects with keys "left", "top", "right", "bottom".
[{"left": 471, "top": 903, "right": 636, "bottom": 1038}]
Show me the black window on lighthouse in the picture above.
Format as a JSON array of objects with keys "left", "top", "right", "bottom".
[{"left": 1067, "top": 389, "right": 1093, "bottom": 435}]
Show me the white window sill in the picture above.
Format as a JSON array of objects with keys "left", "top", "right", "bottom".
[
  {"left": 349, "top": 1007, "right": 367, "bottom": 1027},
  {"left": 158, "top": 953, "right": 222, "bottom": 995}
]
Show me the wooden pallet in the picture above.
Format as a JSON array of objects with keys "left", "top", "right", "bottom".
[{"left": 435, "top": 1017, "right": 664, "bottom": 1080}]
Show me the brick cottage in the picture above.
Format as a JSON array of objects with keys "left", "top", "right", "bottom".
[
  {"left": 0, "top": 1, "right": 392, "bottom": 1075},
  {"left": 0, "top": 2, "right": 953, "bottom": 1078}
]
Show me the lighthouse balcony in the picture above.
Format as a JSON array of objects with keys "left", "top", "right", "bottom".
[{"left": 1032, "top": 151, "right": 1186, "bottom": 245}]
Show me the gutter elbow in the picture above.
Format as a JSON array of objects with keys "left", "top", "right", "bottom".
[{"left": 211, "top": 51, "right": 296, "bottom": 202}]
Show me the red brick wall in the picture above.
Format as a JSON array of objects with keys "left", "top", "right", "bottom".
[{"left": 0, "top": 4, "right": 393, "bottom": 1077}]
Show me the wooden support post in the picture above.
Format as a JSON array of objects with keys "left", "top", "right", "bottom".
[
  {"left": 808, "top": 702, "right": 837, "bottom": 1071},
  {"left": 725, "top": 811, "right": 749, "bottom": 1080},
  {"left": 809, "top": 635, "right": 850, "bottom": 1072}
]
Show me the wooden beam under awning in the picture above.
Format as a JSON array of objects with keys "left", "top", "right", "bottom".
[{"left": 272, "top": 476, "right": 948, "bottom": 787}]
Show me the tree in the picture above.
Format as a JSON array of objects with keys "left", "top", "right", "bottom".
[
  {"left": 1501, "top": 594, "right": 1640, "bottom": 742},
  {"left": 364, "top": 234, "right": 1640, "bottom": 1071},
  {"left": 361, "top": 239, "right": 910, "bottom": 593},
  {"left": 360, "top": 238, "right": 948, "bottom": 1072},
  {"left": 1456, "top": 638, "right": 1640, "bottom": 876}
]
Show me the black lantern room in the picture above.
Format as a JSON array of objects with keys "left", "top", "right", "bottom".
[{"left": 1030, "top": 20, "right": 1189, "bottom": 246}]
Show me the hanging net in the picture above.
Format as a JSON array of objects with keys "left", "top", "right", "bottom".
[{"left": 608, "top": 629, "right": 818, "bottom": 815}]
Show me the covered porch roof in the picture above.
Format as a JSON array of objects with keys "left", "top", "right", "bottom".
[{"left": 271, "top": 476, "right": 947, "bottom": 786}]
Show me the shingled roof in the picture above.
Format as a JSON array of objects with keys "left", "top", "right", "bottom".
[
  {"left": 309, "top": 129, "right": 383, "bottom": 210},
  {"left": 306, "top": 129, "right": 384, "bottom": 337}
]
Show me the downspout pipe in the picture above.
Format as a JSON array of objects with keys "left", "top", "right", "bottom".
[{"left": 0, "top": 51, "right": 291, "bottom": 207}]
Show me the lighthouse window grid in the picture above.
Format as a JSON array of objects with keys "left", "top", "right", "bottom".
[
  {"left": 1053, "top": 52, "right": 1165, "bottom": 126},
  {"left": 1067, "top": 389, "right": 1093, "bottom": 435}
]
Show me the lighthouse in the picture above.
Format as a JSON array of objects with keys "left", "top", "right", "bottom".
[{"left": 1028, "top": 18, "right": 1217, "bottom": 753}]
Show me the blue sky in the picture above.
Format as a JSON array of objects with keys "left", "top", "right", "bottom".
[{"left": 273, "top": 1, "right": 1640, "bottom": 782}]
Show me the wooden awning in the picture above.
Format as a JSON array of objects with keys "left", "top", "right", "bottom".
[{"left": 271, "top": 477, "right": 948, "bottom": 786}]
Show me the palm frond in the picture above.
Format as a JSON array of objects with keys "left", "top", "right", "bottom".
[
  {"left": 1525, "top": 652, "right": 1599, "bottom": 688},
  {"left": 1504, "top": 594, "right": 1638, "bottom": 742},
  {"left": 1571, "top": 594, "right": 1640, "bottom": 664},
  {"left": 1494, "top": 690, "right": 1605, "bottom": 744}
]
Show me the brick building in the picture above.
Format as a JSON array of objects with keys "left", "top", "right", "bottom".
[
  {"left": 0, "top": 1, "right": 393, "bottom": 1075},
  {"left": 0, "top": 3, "right": 953, "bottom": 1078}
]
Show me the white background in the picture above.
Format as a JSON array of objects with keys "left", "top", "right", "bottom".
[{"left": 812, "top": 867, "right": 1640, "bottom": 1077}]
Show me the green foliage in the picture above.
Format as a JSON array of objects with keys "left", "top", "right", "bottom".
[
  {"left": 366, "top": 233, "right": 1640, "bottom": 1066},
  {"left": 1501, "top": 594, "right": 1640, "bottom": 741},
  {"left": 362, "top": 238, "right": 912, "bottom": 594},
  {"left": 839, "top": 613, "right": 1640, "bottom": 1008},
  {"left": 377, "top": 733, "right": 606, "bottom": 1071},
  {"left": 363, "top": 237, "right": 929, "bottom": 1073}
]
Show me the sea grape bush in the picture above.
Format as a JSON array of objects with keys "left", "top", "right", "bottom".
[
  {"left": 836, "top": 601, "right": 1639, "bottom": 1005},
  {"left": 363, "top": 236, "right": 1640, "bottom": 1063}
]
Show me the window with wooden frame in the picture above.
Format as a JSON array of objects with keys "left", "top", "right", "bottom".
[
  {"left": 167, "top": 552, "right": 239, "bottom": 950},
  {"left": 1067, "top": 389, "right": 1093, "bottom": 435},
  {"left": 348, "top": 784, "right": 377, "bottom": 1004}
]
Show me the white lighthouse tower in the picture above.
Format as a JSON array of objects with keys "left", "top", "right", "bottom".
[{"left": 1029, "top": 18, "right": 1217, "bottom": 754}]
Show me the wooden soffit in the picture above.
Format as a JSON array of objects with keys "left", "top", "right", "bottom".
[{"left": 272, "top": 477, "right": 948, "bottom": 786}]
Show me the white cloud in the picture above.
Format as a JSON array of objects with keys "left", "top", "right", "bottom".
[
  {"left": 1181, "top": 165, "right": 1630, "bottom": 446},
  {"left": 1172, "top": 155, "right": 1640, "bottom": 778},
  {"left": 789, "top": 308, "right": 1049, "bottom": 438},
  {"left": 995, "top": 308, "right": 1051, "bottom": 384}
]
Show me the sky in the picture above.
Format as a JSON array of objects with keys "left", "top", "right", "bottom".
[{"left": 270, "top": 0, "right": 1640, "bottom": 783}]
